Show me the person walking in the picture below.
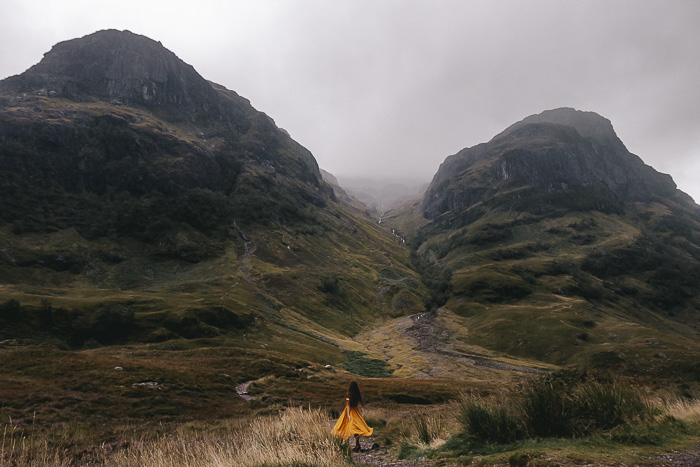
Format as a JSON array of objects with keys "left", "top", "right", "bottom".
[{"left": 331, "top": 380, "right": 373, "bottom": 451}]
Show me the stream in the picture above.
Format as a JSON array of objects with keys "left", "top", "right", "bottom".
[{"left": 236, "top": 381, "right": 254, "bottom": 401}]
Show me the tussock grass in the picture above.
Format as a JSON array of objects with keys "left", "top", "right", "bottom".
[
  {"left": 576, "top": 380, "right": 655, "bottom": 430},
  {"left": 458, "top": 375, "right": 657, "bottom": 443},
  {"left": 411, "top": 410, "right": 445, "bottom": 445},
  {"left": 431, "top": 379, "right": 700, "bottom": 466},
  {"left": 458, "top": 392, "right": 525, "bottom": 444},
  {"left": 1, "top": 421, "right": 71, "bottom": 467},
  {"left": 664, "top": 397, "right": 700, "bottom": 423}
]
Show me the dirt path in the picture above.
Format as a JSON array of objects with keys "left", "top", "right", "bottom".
[
  {"left": 647, "top": 444, "right": 700, "bottom": 466},
  {"left": 351, "top": 437, "right": 428, "bottom": 466}
]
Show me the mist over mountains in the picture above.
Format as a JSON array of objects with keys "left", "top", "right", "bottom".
[{"left": 326, "top": 174, "right": 428, "bottom": 214}]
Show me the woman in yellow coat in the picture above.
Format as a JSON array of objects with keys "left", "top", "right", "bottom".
[{"left": 331, "top": 380, "right": 373, "bottom": 451}]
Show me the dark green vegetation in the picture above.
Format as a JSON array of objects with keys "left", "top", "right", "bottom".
[
  {"left": 458, "top": 374, "right": 655, "bottom": 443},
  {"left": 387, "top": 108, "right": 700, "bottom": 377},
  {"left": 341, "top": 350, "right": 394, "bottom": 378}
]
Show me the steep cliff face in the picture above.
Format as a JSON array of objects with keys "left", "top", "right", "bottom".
[
  {"left": 0, "top": 30, "right": 220, "bottom": 121},
  {"left": 423, "top": 108, "right": 685, "bottom": 221}
]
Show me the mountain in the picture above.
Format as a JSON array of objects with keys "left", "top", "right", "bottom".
[
  {"left": 424, "top": 108, "right": 689, "bottom": 220},
  {"left": 0, "top": 29, "right": 326, "bottom": 249},
  {"left": 388, "top": 108, "right": 700, "bottom": 376},
  {"left": 0, "top": 30, "right": 425, "bottom": 355}
]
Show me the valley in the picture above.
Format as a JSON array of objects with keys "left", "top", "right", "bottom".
[{"left": 1, "top": 30, "right": 699, "bottom": 465}]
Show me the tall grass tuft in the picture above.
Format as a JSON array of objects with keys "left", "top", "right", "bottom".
[
  {"left": 1, "top": 421, "right": 71, "bottom": 467},
  {"left": 411, "top": 411, "right": 445, "bottom": 445},
  {"left": 521, "top": 378, "right": 576, "bottom": 437},
  {"left": 577, "top": 380, "right": 654, "bottom": 430},
  {"left": 112, "top": 406, "right": 351, "bottom": 467},
  {"left": 457, "top": 393, "right": 525, "bottom": 444},
  {"left": 663, "top": 397, "right": 700, "bottom": 423}
]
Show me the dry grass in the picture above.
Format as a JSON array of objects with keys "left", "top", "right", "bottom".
[
  {"left": 410, "top": 409, "right": 448, "bottom": 447},
  {"left": 1, "top": 407, "right": 352, "bottom": 467},
  {"left": 112, "top": 406, "right": 351, "bottom": 466},
  {"left": 361, "top": 402, "right": 460, "bottom": 454},
  {"left": 664, "top": 397, "right": 700, "bottom": 423},
  {"left": 3, "top": 395, "right": 700, "bottom": 466},
  {"left": 1, "top": 422, "right": 68, "bottom": 467}
]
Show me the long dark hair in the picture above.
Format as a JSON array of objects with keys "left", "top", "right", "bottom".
[{"left": 347, "top": 380, "right": 363, "bottom": 408}]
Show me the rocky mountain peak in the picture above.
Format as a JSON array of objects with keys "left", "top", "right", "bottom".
[
  {"left": 423, "top": 108, "right": 686, "bottom": 220},
  {"left": 0, "top": 29, "right": 220, "bottom": 119},
  {"left": 492, "top": 107, "right": 624, "bottom": 149}
]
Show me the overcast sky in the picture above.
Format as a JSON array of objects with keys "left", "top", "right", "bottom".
[{"left": 1, "top": 0, "right": 699, "bottom": 202}]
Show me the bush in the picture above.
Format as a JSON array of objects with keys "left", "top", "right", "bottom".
[
  {"left": 93, "top": 304, "right": 135, "bottom": 343},
  {"left": 318, "top": 276, "right": 341, "bottom": 295},
  {"left": 38, "top": 299, "right": 53, "bottom": 329}
]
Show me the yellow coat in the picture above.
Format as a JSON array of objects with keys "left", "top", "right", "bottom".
[{"left": 331, "top": 402, "right": 373, "bottom": 439}]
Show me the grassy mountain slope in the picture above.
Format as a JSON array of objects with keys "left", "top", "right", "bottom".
[
  {"left": 0, "top": 30, "right": 436, "bottom": 427},
  {"left": 387, "top": 108, "right": 700, "bottom": 378}
]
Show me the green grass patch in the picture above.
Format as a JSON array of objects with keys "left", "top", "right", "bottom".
[
  {"left": 433, "top": 416, "right": 700, "bottom": 466},
  {"left": 341, "top": 350, "right": 393, "bottom": 378}
]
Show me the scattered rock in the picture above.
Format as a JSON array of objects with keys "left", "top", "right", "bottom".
[
  {"left": 653, "top": 353, "right": 667, "bottom": 359},
  {"left": 113, "top": 366, "right": 123, "bottom": 371},
  {"left": 132, "top": 381, "right": 161, "bottom": 389}
]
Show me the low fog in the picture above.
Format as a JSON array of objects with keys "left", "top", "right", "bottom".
[{"left": 1, "top": 0, "right": 698, "bottom": 201}]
